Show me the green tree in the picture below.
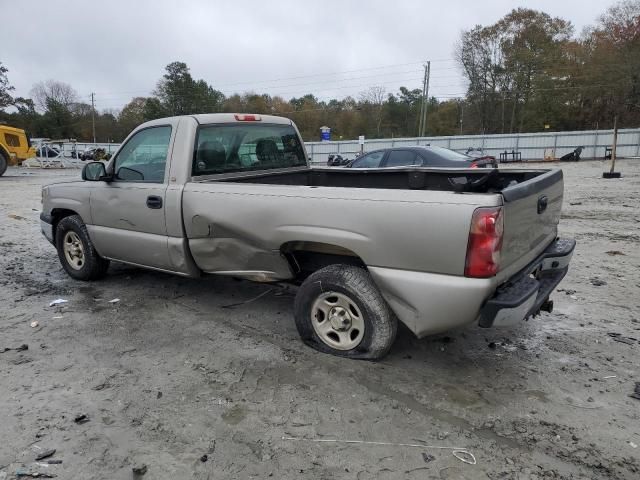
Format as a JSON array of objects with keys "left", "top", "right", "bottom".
[
  {"left": 0, "top": 62, "right": 15, "bottom": 110},
  {"left": 155, "top": 61, "right": 224, "bottom": 115}
]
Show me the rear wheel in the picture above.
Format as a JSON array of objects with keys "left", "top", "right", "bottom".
[
  {"left": 55, "top": 215, "right": 109, "bottom": 280},
  {"left": 0, "top": 151, "right": 8, "bottom": 176},
  {"left": 294, "top": 265, "right": 397, "bottom": 360}
]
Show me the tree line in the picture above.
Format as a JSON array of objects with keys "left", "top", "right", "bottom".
[{"left": 0, "top": 0, "right": 638, "bottom": 143}]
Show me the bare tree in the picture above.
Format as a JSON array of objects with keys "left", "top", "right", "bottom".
[
  {"left": 30, "top": 80, "right": 78, "bottom": 112},
  {"left": 359, "top": 86, "right": 386, "bottom": 136}
]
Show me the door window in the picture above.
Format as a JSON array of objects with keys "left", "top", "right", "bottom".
[
  {"left": 349, "top": 151, "right": 385, "bottom": 168},
  {"left": 114, "top": 126, "right": 172, "bottom": 183},
  {"left": 385, "top": 150, "right": 418, "bottom": 167}
]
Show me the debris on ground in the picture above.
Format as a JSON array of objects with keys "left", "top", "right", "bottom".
[
  {"left": 30, "top": 321, "right": 39, "bottom": 328},
  {"left": 48, "top": 299, "right": 67, "bottom": 307},
  {"left": 200, "top": 454, "right": 208, "bottom": 462},
  {"left": 8, "top": 214, "right": 28, "bottom": 221},
  {"left": 590, "top": 277, "right": 607, "bottom": 286},
  {"left": 73, "top": 414, "right": 89, "bottom": 424},
  {"left": 15, "top": 468, "right": 57, "bottom": 478},
  {"left": 605, "top": 250, "right": 625, "bottom": 256},
  {"left": 569, "top": 201, "right": 582, "bottom": 205},
  {"left": 35, "top": 449, "right": 56, "bottom": 461},
  {"left": 220, "top": 289, "right": 273, "bottom": 309},
  {"left": 45, "top": 460, "right": 62, "bottom": 465},
  {"left": 488, "top": 342, "right": 497, "bottom": 349},
  {"left": 132, "top": 464, "right": 148, "bottom": 475},
  {"left": 630, "top": 382, "right": 640, "bottom": 401},
  {"left": 608, "top": 332, "right": 637, "bottom": 345},
  {"left": 108, "top": 298, "right": 120, "bottom": 304},
  {"left": 1, "top": 344, "right": 28, "bottom": 353},
  {"left": 557, "top": 288, "right": 577, "bottom": 295},
  {"left": 422, "top": 453, "right": 436, "bottom": 463}
]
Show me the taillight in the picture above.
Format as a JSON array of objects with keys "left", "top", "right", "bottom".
[
  {"left": 234, "top": 114, "right": 261, "bottom": 121},
  {"left": 465, "top": 207, "right": 503, "bottom": 278},
  {"left": 470, "top": 161, "right": 478, "bottom": 168}
]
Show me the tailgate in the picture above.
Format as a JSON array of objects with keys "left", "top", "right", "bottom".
[{"left": 497, "top": 169, "right": 564, "bottom": 283}]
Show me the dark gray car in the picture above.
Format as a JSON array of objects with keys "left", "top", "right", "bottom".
[{"left": 348, "top": 146, "right": 497, "bottom": 169}]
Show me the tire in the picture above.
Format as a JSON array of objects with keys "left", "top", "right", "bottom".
[
  {"left": 0, "top": 151, "right": 8, "bottom": 177},
  {"left": 294, "top": 264, "right": 397, "bottom": 360},
  {"left": 55, "top": 215, "right": 109, "bottom": 280}
]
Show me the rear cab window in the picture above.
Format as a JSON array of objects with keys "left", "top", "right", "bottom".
[{"left": 193, "top": 123, "right": 306, "bottom": 176}]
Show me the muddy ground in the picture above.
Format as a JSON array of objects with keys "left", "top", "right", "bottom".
[{"left": 0, "top": 159, "right": 639, "bottom": 480}]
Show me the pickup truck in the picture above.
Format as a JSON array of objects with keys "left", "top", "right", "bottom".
[{"left": 40, "top": 114, "right": 575, "bottom": 359}]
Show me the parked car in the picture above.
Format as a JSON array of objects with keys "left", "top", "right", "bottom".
[
  {"left": 347, "top": 146, "right": 497, "bottom": 169},
  {"left": 40, "top": 113, "right": 574, "bottom": 360}
]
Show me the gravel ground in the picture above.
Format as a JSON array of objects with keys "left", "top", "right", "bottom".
[{"left": 0, "top": 160, "right": 639, "bottom": 480}]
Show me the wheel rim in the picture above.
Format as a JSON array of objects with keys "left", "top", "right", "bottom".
[
  {"left": 311, "top": 291, "right": 365, "bottom": 351},
  {"left": 63, "top": 231, "right": 85, "bottom": 270}
]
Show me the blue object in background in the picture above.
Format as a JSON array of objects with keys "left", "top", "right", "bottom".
[{"left": 320, "top": 126, "right": 331, "bottom": 141}]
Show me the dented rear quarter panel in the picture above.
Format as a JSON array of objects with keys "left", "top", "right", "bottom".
[{"left": 181, "top": 181, "right": 502, "bottom": 278}]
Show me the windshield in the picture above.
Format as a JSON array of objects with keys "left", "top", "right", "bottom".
[
  {"left": 427, "top": 145, "right": 472, "bottom": 162},
  {"left": 193, "top": 123, "right": 307, "bottom": 175}
]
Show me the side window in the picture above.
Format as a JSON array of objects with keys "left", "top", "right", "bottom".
[
  {"left": 114, "top": 126, "right": 172, "bottom": 183},
  {"left": 385, "top": 150, "right": 418, "bottom": 167},
  {"left": 4, "top": 133, "right": 21, "bottom": 147},
  {"left": 350, "top": 151, "right": 385, "bottom": 168}
]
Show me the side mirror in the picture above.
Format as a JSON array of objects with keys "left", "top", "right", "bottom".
[{"left": 82, "top": 161, "right": 109, "bottom": 181}]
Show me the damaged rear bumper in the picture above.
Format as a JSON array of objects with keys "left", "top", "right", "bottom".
[{"left": 479, "top": 237, "right": 576, "bottom": 328}]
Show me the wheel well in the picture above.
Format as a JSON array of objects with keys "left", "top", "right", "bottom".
[
  {"left": 50, "top": 208, "right": 79, "bottom": 242},
  {"left": 281, "top": 241, "right": 366, "bottom": 282}
]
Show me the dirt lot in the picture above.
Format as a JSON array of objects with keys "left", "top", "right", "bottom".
[{"left": 1, "top": 160, "right": 639, "bottom": 480}]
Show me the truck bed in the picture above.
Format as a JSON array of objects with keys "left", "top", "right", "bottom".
[{"left": 209, "top": 166, "right": 551, "bottom": 194}]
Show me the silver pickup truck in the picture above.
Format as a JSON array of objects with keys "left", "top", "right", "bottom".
[{"left": 40, "top": 114, "right": 575, "bottom": 359}]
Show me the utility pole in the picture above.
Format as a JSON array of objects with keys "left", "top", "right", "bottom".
[
  {"left": 418, "top": 61, "right": 430, "bottom": 138},
  {"left": 90, "top": 92, "right": 96, "bottom": 144}
]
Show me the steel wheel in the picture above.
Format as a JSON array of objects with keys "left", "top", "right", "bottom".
[
  {"left": 63, "top": 231, "right": 85, "bottom": 270},
  {"left": 311, "top": 291, "right": 365, "bottom": 350}
]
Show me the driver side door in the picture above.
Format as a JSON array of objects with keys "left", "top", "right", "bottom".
[{"left": 88, "top": 124, "right": 175, "bottom": 270}]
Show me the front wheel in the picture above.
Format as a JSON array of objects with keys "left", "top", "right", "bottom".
[
  {"left": 294, "top": 265, "right": 397, "bottom": 360},
  {"left": 55, "top": 215, "right": 109, "bottom": 280}
]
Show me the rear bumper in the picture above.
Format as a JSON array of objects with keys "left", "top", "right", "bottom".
[{"left": 479, "top": 237, "right": 575, "bottom": 328}]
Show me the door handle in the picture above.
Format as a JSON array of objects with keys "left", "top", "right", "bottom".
[{"left": 146, "top": 195, "right": 163, "bottom": 209}]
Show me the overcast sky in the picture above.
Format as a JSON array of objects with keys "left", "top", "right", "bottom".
[{"left": 2, "top": 0, "right": 617, "bottom": 112}]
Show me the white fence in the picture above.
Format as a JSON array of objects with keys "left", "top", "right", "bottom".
[
  {"left": 33, "top": 128, "right": 640, "bottom": 165},
  {"left": 305, "top": 128, "right": 640, "bottom": 164}
]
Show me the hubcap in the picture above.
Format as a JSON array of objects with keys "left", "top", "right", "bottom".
[
  {"left": 63, "top": 231, "right": 85, "bottom": 270},
  {"left": 311, "top": 292, "right": 365, "bottom": 350}
]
